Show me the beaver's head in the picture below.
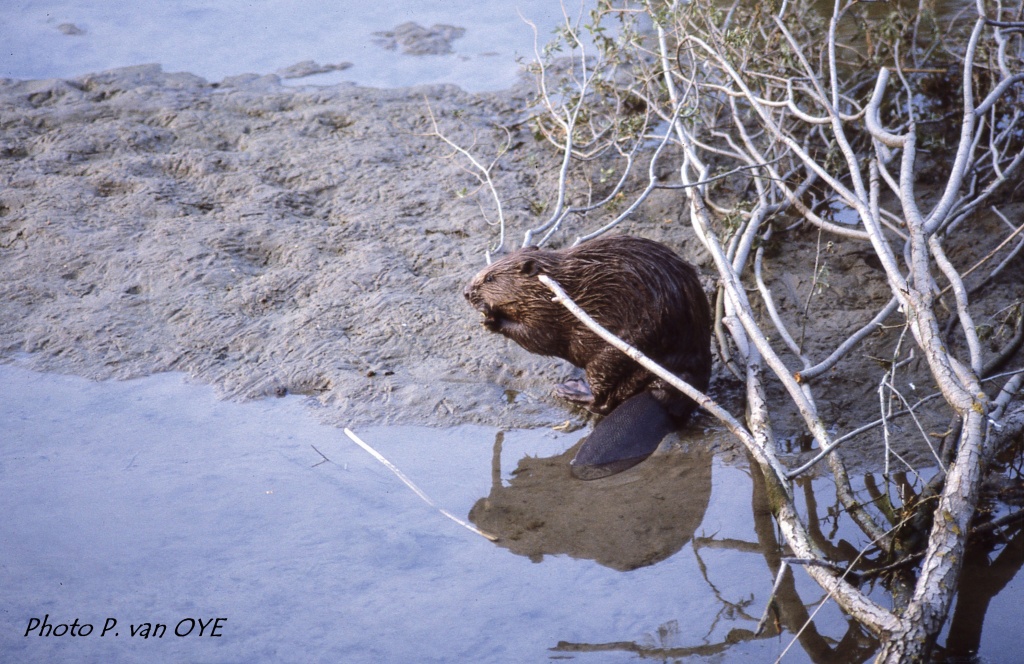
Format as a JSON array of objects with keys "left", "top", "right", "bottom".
[{"left": 463, "top": 247, "right": 551, "bottom": 333}]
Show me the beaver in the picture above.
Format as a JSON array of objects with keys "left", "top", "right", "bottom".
[{"left": 464, "top": 235, "right": 712, "bottom": 478}]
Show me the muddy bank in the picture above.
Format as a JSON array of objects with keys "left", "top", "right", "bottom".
[
  {"left": 0, "top": 65, "right": 577, "bottom": 430},
  {"left": 0, "top": 64, "right": 1019, "bottom": 470},
  {"left": 0, "top": 64, "right": 723, "bottom": 434}
]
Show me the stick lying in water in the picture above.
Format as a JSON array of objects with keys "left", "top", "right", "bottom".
[{"left": 343, "top": 427, "right": 498, "bottom": 542}]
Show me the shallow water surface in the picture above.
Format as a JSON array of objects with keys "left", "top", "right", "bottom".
[
  {"left": 1, "top": 364, "right": 1021, "bottom": 662},
  {"left": 0, "top": 0, "right": 581, "bottom": 90}
]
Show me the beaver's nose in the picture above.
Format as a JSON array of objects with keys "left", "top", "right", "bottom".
[{"left": 463, "top": 282, "right": 473, "bottom": 301}]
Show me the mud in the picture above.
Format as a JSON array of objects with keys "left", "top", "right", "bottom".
[
  {"left": 0, "top": 64, "right": 1020, "bottom": 472},
  {"left": 276, "top": 60, "right": 353, "bottom": 80},
  {"left": 0, "top": 64, "right": 569, "bottom": 431},
  {"left": 372, "top": 22, "right": 467, "bottom": 55}
]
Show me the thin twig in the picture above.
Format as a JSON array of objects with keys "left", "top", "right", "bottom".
[
  {"left": 422, "top": 98, "right": 509, "bottom": 257},
  {"left": 344, "top": 428, "right": 498, "bottom": 542}
]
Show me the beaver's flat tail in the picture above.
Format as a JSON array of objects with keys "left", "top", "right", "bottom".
[{"left": 570, "top": 391, "right": 676, "bottom": 480}]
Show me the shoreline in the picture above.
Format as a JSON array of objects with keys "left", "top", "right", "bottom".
[
  {"left": 0, "top": 64, "right": 583, "bottom": 431},
  {"left": 3, "top": 63, "right": 1019, "bottom": 472}
]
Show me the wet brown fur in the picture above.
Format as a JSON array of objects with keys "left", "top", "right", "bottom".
[{"left": 463, "top": 235, "right": 712, "bottom": 422}]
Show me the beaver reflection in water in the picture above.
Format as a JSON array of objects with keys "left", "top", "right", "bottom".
[{"left": 464, "top": 235, "right": 712, "bottom": 478}]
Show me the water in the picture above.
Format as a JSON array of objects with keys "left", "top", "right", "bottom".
[
  {"left": 0, "top": 0, "right": 587, "bottom": 91},
  {"left": 0, "top": 364, "right": 818, "bottom": 662},
  {"left": 3, "top": 364, "right": 1020, "bottom": 662}
]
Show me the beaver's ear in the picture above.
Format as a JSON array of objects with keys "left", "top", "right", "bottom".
[{"left": 519, "top": 258, "right": 542, "bottom": 276}]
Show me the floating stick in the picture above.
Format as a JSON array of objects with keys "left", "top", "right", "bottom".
[{"left": 343, "top": 428, "right": 498, "bottom": 542}]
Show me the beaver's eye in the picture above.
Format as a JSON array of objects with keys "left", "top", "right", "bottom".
[{"left": 483, "top": 274, "right": 495, "bottom": 283}]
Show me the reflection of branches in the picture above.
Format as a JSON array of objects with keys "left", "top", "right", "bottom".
[
  {"left": 689, "top": 542, "right": 758, "bottom": 637},
  {"left": 942, "top": 518, "right": 1024, "bottom": 658},
  {"left": 747, "top": 456, "right": 879, "bottom": 662},
  {"left": 550, "top": 635, "right": 734, "bottom": 660}
]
